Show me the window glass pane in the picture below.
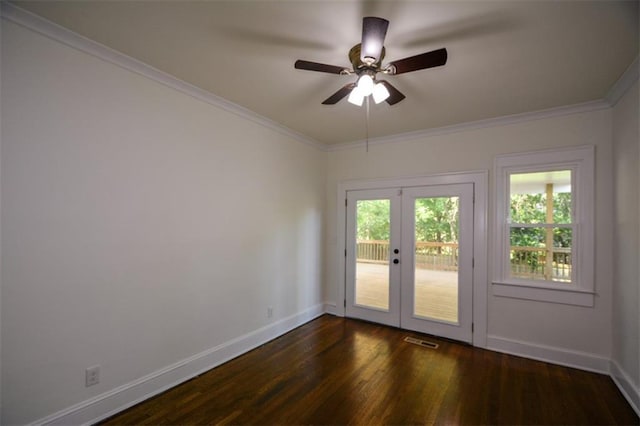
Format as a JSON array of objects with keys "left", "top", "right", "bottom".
[
  {"left": 509, "top": 227, "right": 572, "bottom": 282},
  {"left": 510, "top": 170, "right": 572, "bottom": 224},
  {"left": 553, "top": 192, "right": 572, "bottom": 224},
  {"left": 510, "top": 226, "right": 546, "bottom": 248},
  {"left": 355, "top": 199, "right": 390, "bottom": 310}
]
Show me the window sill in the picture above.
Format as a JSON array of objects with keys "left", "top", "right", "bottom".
[{"left": 492, "top": 280, "right": 595, "bottom": 307}]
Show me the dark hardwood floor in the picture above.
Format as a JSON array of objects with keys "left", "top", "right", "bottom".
[{"left": 101, "top": 315, "right": 638, "bottom": 425}]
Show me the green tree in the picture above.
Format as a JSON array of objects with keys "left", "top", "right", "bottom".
[
  {"left": 509, "top": 191, "right": 572, "bottom": 274},
  {"left": 356, "top": 200, "right": 390, "bottom": 241},
  {"left": 510, "top": 192, "right": 571, "bottom": 248},
  {"left": 415, "top": 197, "right": 459, "bottom": 246}
]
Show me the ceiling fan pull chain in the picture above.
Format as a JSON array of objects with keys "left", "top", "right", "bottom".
[{"left": 365, "top": 96, "right": 370, "bottom": 153}]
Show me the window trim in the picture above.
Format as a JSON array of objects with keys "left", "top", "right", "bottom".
[{"left": 493, "top": 146, "right": 595, "bottom": 307}]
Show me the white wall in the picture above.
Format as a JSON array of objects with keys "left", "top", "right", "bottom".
[
  {"left": 0, "top": 14, "right": 3, "bottom": 423},
  {"left": 326, "top": 107, "right": 614, "bottom": 362},
  {"left": 612, "top": 78, "right": 639, "bottom": 404},
  {"left": 1, "top": 20, "right": 326, "bottom": 424}
]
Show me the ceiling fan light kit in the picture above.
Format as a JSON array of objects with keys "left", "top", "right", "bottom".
[
  {"left": 356, "top": 73, "right": 374, "bottom": 96},
  {"left": 294, "top": 16, "right": 448, "bottom": 107},
  {"left": 372, "top": 82, "right": 391, "bottom": 104},
  {"left": 347, "top": 86, "right": 365, "bottom": 106}
]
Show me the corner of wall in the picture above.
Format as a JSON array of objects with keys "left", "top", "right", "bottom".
[
  {"left": 610, "top": 60, "right": 640, "bottom": 418},
  {"left": 611, "top": 360, "right": 640, "bottom": 417},
  {"left": 606, "top": 56, "right": 639, "bottom": 107}
]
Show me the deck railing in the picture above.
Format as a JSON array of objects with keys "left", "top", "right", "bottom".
[
  {"left": 356, "top": 240, "right": 572, "bottom": 280},
  {"left": 415, "top": 242, "right": 459, "bottom": 271},
  {"left": 510, "top": 246, "right": 571, "bottom": 282}
]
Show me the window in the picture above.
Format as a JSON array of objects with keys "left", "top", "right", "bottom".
[
  {"left": 493, "top": 146, "right": 595, "bottom": 306},
  {"left": 509, "top": 170, "right": 573, "bottom": 283}
]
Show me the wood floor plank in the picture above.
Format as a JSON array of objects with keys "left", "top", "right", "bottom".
[{"left": 100, "top": 315, "right": 639, "bottom": 425}]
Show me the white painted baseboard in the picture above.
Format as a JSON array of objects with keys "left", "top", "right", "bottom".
[
  {"left": 486, "top": 335, "right": 610, "bottom": 374},
  {"left": 610, "top": 360, "right": 640, "bottom": 417},
  {"left": 33, "top": 304, "right": 326, "bottom": 426},
  {"left": 323, "top": 302, "right": 339, "bottom": 316},
  {"left": 482, "top": 336, "right": 639, "bottom": 417},
  {"left": 30, "top": 313, "right": 636, "bottom": 424}
]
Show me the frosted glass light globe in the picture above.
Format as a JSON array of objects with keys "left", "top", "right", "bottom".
[{"left": 357, "top": 74, "right": 374, "bottom": 96}]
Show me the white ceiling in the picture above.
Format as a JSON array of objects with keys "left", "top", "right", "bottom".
[{"left": 10, "top": 0, "right": 639, "bottom": 145}]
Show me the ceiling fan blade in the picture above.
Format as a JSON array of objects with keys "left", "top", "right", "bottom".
[
  {"left": 295, "top": 60, "right": 348, "bottom": 75},
  {"left": 361, "top": 17, "right": 389, "bottom": 64},
  {"left": 378, "top": 80, "right": 406, "bottom": 105},
  {"left": 322, "top": 83, "right": 357, "bottom": 105},
  {"left": 387, "top": 48, "right": 448, "bottom": 75}
]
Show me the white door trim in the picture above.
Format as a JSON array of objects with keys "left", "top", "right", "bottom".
[{"left": 336, "top": 171, "right": 488, "bottom": 348}]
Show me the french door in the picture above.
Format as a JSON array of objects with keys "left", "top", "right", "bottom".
[{"left": 345, "top": 183, "right": 474, "bottom": 343}]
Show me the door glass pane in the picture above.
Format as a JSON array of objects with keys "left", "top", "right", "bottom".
[
  {"left": 355, "top": 199, "right": 390, "bottom": 310},
  {"left": 413, "top": 197, "right": 459, "bottom": 323}
]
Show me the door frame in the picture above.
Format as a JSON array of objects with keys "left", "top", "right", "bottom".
[{"left": 336, "top": 171, "right": 488, "bottom": 348}]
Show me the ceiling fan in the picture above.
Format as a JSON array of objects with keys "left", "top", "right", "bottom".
[{"left": 294, "top": 17, "right": 448, "bottom": 106}]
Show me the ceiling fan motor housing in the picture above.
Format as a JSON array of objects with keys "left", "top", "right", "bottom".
[{"left": 349, "top": 44, "right": 386, "bottom": 74}]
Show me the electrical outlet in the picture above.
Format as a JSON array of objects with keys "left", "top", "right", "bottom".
[
  {"left": 267, "top": 306, "right": 273, "bottom": 318},
  {"left": 85, "top": 365, "right": 100, "bottom": 387}
]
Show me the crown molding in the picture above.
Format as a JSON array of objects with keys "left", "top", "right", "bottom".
[
  {"left": 328, "top": 99, "right": 611, "bottom": 151},
  {"left": 605, "top": 56, "right": 639, "bottom": 107},
  {"left": 3, "top": 2, "right": 634, "bottom": 153},
  {"left": 1, "top": 2, "right": 327, "bottom": 152}
]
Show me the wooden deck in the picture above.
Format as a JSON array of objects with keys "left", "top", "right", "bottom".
[{"left": 356, "top": 262, "right": 458, "bottom": 322}]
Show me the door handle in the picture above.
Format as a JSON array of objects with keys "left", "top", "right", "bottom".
[
  {"left": 394, "top": 249, "right": 399, "bottom": 254},
  {"left": 393, "top": 259, "right": 400, "bottom": 264}
]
